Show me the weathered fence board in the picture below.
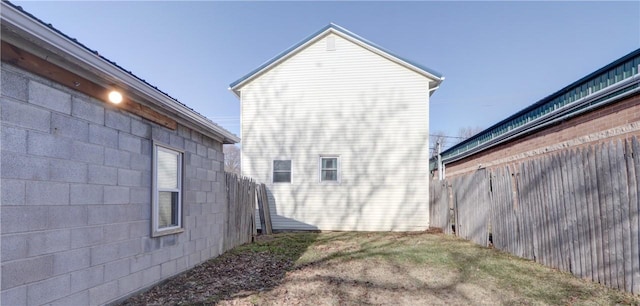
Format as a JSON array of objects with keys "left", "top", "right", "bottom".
[{"left": 430, "top": 135, "right": 640, "bottom": 294}]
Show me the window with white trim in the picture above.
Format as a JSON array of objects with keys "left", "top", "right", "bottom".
[
  {"left": 152, "top": 143, "right": 183, "bottom": 236},
  {"left": 320, "top": 156, "right": 339, "bottom": 182},
  {"left": 273, "top": 160, "right": 291, "bottom": 183}
]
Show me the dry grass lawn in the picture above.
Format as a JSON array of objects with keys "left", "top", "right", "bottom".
[{"left": 121, "top": 231, "right": 640, "bottom": 305}]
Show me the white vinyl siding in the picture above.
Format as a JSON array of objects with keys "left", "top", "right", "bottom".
[
  {"left": 152, "top": 143, "right": 184, "bottom": 236},
  {"left": 241, "top": 33, "right": 431, "bottom": 231}
]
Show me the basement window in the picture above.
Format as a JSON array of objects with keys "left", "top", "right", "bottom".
[{"left": 152, "top": 143, "right": 184, "bottom": 237}]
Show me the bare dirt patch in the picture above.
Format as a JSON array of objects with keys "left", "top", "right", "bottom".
[{"left": 120, "top": 232, "right": 639, "bottom": 305}]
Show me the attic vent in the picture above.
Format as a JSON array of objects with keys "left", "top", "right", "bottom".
[{"left": 326, "top": 36, "right": 336, "bottom": 51}]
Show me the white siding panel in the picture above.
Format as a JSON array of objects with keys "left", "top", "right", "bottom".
[{"left": 241, "top": 34, "right": 431, "bottom": 231}]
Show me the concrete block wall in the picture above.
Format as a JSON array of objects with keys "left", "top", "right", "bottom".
[
  {"left": 446, "top": 93, "right": 640, "bottom": 176},
  {"left": 1, "top": 63, "right": 229, "bottom": 305}
]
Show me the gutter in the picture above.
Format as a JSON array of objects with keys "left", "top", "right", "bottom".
[{"left": 1, "top": 2, "right": 240, "bottom": 144}]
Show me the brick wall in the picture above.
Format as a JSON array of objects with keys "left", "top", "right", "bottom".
[
  {"left": 445, "top": 93, "right": 640, "bottom": 177},
  {"left": 1, "top": 63, "right": 228, "bottom": 305}
]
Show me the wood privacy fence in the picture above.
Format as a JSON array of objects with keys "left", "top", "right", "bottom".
[
  {"left": 223, "top": 173, "right": 257, "bottom": 251},
  {"left": 430, "top": 137, "right": 640, "bottom": 294}
]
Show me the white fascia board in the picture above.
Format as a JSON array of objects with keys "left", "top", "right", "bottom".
[{"left": 1, "top": 3, "right": 240, "bottom": 144}]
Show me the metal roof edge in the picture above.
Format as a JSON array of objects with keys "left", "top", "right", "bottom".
[
  {"left": 441, "top": 47, "right": 640, "bottom": 159},
  {"left": 229, "top": 23, "right": 444, "bottom": 94},
  {"left": 1, "top": 0, "right": 240, "bottom": 144}
]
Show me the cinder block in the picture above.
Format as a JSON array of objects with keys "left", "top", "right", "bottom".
[
  {"left": 104, "top": 147, "right": 131, "bottom": 168},
  {"left": 191, "top": 130, "right": 202, "bottom": 143},
  {"left": 131, "top": 118, "right": 151, "bottom": 138},
  {"left": 70, "top": 184, "right": 104, "bottom": 205},
  {"left": 130, "top": 187, "right": 151, "bottom": 204},
  {"left": 49, "top": 290, "right": 89, "bottom": 306},
  {"left": 118, "top": 168, "right": 142, "bottom": 187},
  {"left": 89, "top": 280, "right": 119, "bottom": 306},
  {"left": 71, "top": 226, "right": 104, "bottom": 248},
  {"left": 27, "top": 229, "right": 71, "bottom": 257},
  {"left": 141, "top": 265, "right": 160, "bottom": 286},
  {"left": 27, "top": 130, "right": 72, "bottom": 159},
  {"left": 1, "top": 67, "right": 28, "bottom": 100},
  {"left": 26, "top": 274, "right": 70, "bottom": 306},
  {"left": 88, "top": 204, "right": 127, "bottom": 225},
  {"left": 25, "top": 181, "right": 69, "bottom": 205},
  {"left": 151, "top": 248, "right": 171, "bottom": 266},
  {"left": 48, "top": 205, "right": 88, "bottom": 229},
  {"left": 72, "top": 96, "right": 104, "bottom": 125},
  {"left": 51, "top": 112, "right": 89, "bottom": 141},
  {"left": 1, "top": 99, "right": 51, "bottom": 132},
  {"left": 197, "top": 143, "right": 207, "bottom": 157},
  {"left": 89, "top": 124, "right": 118, "bottom": 148},
  {"left": 70, "top": 265, "right": 104, "bottom": 292},
  {"left": 88, "top": 164, "right": 118, "bottom": 185},
  {"left": 1, "top": 285, "right": 26, "bottom": 306},
  {"left": 184, "top": 139, "right": 197, "bottom": 153},
  {"left": 141, "top": 139, "right": 152, "bottom": 155},
  {"left": 90, "top": 243, "right": 119, "bottom": 266},
  {"left": 118, "top": 238, "right": 142, "bottom": 258},
  {"left": 49, "top": 159, "right": 88, "bottom": 183},
  {"left": 72, "top": 141, "right": 105, "bottom": 164},
  {"left": 202, "top": 158, "right": 213, "bottom": 171},
  {"left": 104, "top": 258, "right": 130, "bottom": 282},
  {"left": 188, "top": 252, "right": 201, "bottom": 268},
  {"left": 141, "top": 170, "right": 151, "bottom": 188},
  {"left": 29, "top": 80, "right": 71, "bottom": 113},
  {"left": 105, "top": 109, "right": 131, "bottom": 132},
  {"left": 104, "top": 223, "right": 130, "bottom": 243},
  {"left": 129, "top": 220, "right": 150, "bottom": 239},
  {"left": 177, "top": 125, "right": 190, "bottom": 138},
  {"left": 1, "top": 233, "right": 28, "bottom": 261},
  {"left": 118, "top": 271, "right": 142, "bottom": 296},
  {"left": 143, "top": 237, "right": 161, "bottom": 253},
  {"left": 1, "top": 124, "right": 27, "bottom": 153},
  {"left": 160, "top": 260, "right": 177, "bottom": 278},
  {"left": 119, "top": 133, "right": 142, "bottom": 154},
  {"left": 176, "top": 256, "right": 188, "bottom": 273},
  {"left": 1, "top": 205, "right": 48, "bottom": 233},
  {"left": 169, "top": 134, "right": 185, "bottom": 149},
  {"left": 130, "top": 254, "right": 152, "bottom": 273},
  {"left": 151, "top": 126, "right": 170, "bottom": 144},
  {"left": 196, "top": 168, "right": 208, "bottom": 181},
  {"left": 1, "top": 255, "right": 54, "bottom": 289},
  {"left": 1, "top": 179, "right": 25, "bottom": 205},
  {"left": 169, "top": 244, "right": 184, "bottom": 260},
  {"left": 104, "top": 186, "right": 130, "bottom": 204},
  {"left": 186, "top": 152, "right": 202, "bottom": 168},
  {"left": 130, "top": 153, "right": 151, "bottom": 171},
  {"left": 53, "top": 248, "right": 91, "bottom": 275}
]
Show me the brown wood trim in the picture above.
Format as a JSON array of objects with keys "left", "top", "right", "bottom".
[{"left": 1, "top": 41, "right": 177, "bottom": 130}]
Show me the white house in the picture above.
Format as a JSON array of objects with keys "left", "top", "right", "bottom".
[{"left": 230, "top": 24, "right": 443, "bottom": 231}]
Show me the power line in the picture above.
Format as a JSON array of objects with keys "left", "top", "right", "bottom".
[{"left": 429, "top": 134, "right": 467, "bottom": 139}]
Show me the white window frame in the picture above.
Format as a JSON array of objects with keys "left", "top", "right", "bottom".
[
  {"left": 151, "top": 142, "right": 184, "bottom": 237},
  {"left": 319, "top": 155, "right": 340, "bottom": 183},
  {"left": 272, "top": 159, "right": 292, "bottom": 184}
]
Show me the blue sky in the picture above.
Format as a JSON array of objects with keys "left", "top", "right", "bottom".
[{"left": 15, "top": 1, "right": 640, "bottom": 150}]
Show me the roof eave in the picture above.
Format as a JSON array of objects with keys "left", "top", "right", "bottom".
[
  {"left": 229, "top": 24, "right": 444, "bottom": 97},
  {"left": 1, "top": 2, "right": 240, "bottom": 144}
]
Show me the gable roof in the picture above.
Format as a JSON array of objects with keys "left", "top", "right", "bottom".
[
  {"left": 229, "top": 23, "right": 444, "bottom": 97},
  {"left": 1, "top": 0, "right": 239, "bottom": 144}
]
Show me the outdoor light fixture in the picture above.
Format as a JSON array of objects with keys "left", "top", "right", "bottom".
[{"left": 108, "top": 90, "right": 123, "bottom": 104}]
